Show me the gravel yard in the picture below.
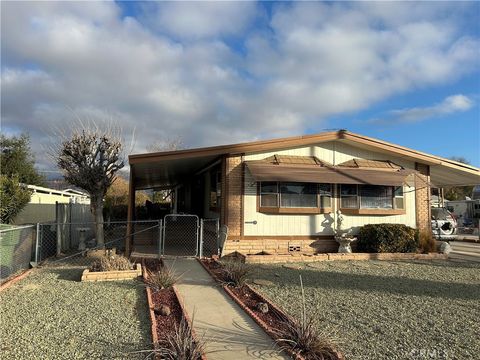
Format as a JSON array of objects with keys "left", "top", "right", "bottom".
[
  {"left": 0, "top": 261, "right": 151, "bottom": 359},
  {"left": 250, "top": 260, "right": 480, "bottom": 360}
]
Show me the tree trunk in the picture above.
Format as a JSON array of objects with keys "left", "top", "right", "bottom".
[{"left": 92, "top": 195, "right": 105, "bottom": 246}]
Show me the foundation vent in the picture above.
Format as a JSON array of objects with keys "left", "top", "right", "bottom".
[{"left": 288, "top": 244, "right": 301, "bottom": 252}]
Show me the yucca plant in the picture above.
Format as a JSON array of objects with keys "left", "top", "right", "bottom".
[
  {"left": 145, "top": 263, "right": 181, "bottom": 291},
  {"left": 220, "top": 259, "right": 251, "bottom": 287},
  {"left": 276, "top": 276, "right": 341, "bottom": 360},
  {"left": 160, "top": 316, "right": 206, "bottom": 360},
  {"left": 138, "top": 316, "right": 206, "bottom": 360}
]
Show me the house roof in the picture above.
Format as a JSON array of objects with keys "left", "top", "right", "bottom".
[{"left": 129, "top": 130, "right": 480, "bottom": 189}]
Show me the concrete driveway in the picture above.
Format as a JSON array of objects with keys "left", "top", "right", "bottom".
[{"left": 449, "top": 240, "right": 480, "bottom": 262}]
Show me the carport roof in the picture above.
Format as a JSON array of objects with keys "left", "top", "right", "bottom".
[{"left": 129, "top": 130, "right": 480, "bottom": 189}]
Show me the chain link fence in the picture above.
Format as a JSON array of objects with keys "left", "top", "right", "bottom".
[
  {"left": 2, "top": 216, "right": 221, "bottom": 282},
  {"left": 0, "top": 224, "right": 35, "bottom": 283},
  {"left": 36, "top": 220, "right": 160, "bottom": 263},
  {"left": 35, "top": 220, "right": 161, "bottom": 281}
]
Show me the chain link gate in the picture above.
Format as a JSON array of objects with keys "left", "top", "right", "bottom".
[
  {"left": 200, "top": 218, "right": 220, "bottom": 257},
  {"left": 162, "top": 214, "right": 199, "bottom": 256}
]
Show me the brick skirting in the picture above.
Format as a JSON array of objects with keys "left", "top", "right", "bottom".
[{"left": 223, "top": 237, "right": 338, "bottom": 255}]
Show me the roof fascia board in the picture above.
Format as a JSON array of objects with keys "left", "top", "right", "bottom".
[
  {"left": 342, "top": 133, "right": 480, "bottom": 175},
  {"left": 129, "top": 131, "right": 339, "bottom": 164}
]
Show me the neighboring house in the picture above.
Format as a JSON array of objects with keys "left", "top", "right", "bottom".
[
  {"left": 27, "top": 185, "right": 90, "bottom": 205},
  {"left": 126, "top": 130, "right": 480, "bottom": 255},
  {"left": 13, "top": 185, "right": 91, "bottom": 225}
]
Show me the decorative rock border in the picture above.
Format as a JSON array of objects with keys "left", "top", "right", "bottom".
[
  {"left": 81, "top": 263, "right": 142, "bottom": 281},
  {"left": 245, "top": 252, "right": 448, "bottom": 264}
]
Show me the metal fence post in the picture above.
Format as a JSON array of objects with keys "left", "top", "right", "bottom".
[
  {"left": 162, "top": 217, "right": 166, "bottom": 256},
  {"left": 158, "top": 220, "right": 162, "bottom": 258},
  {"left": 199, "top": 219, "right": 204, "bottom": 258},
  {"left": 34, "top": 223, "right": 40, "bottom": 264}
]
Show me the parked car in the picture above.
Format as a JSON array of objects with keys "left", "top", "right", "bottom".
[{"left": 431, "top": 207, "right": 457, "bottom": 240}]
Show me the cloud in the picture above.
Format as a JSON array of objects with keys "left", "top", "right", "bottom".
[
  {"left": 138, "top": 2, "right": 258, "bottom": 40},
  {"left": 1, "top": 1, "right": 479, "bottom": 171},
  {"left": 383, "top": 94, "right": 475, "bottom": 123}
]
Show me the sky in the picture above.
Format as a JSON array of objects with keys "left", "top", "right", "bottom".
[{"left": 1, "top": 1, "right": 479, "bottom": 174}]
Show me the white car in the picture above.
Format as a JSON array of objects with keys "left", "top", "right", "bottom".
[{"left": 431, "top": 207, "right": 457, "bottom": 240}]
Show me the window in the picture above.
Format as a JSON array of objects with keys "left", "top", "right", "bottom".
[
  {"left": 340, "top": 184, "right": 405, "bottom": 211},
  {"left": 280, "top": 182, "right": 317, "bottom": 208},
  {"left": 394, "top": 186, "right": 404, "bottom": 210},
  {"left": 360, "top": 185, "right": 393, "bottom": 209},
  {"left": 259, "top": 182, "right": 331, "bottom": 213},
  {"left": 340, "top": 184, "right": 358, "bottom": 208}
]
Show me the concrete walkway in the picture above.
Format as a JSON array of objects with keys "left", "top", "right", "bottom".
[{"left": 164, "top": 258, "right": 288, "bottom": 360}]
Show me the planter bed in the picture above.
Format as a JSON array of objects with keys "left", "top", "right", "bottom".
[
  {"left": 81, "top": 263, "right": 142, "bottom": 281},
  {"left": 142, "top": 259, "right": 206, "bottom": 360},
  {"left": 199, "top": 258, "right": 343, "bottom": 360},
  {"left": 245, "top": 252, "right": 448, "bottom": 264}
]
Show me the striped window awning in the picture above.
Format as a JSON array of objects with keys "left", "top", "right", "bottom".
[{"left": 245, "top": 157, "right": 414, "bottom": 186}]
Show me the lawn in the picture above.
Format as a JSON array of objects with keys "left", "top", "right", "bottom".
[
  {"left": 250, "top": 260, "right": 480, "bottom": 360},
  {"left": 0, "top": 260, "right": 151, "bottom": 359}
]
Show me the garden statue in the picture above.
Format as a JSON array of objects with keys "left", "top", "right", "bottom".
[{"left": 334, "top": 209, "right": 357, "bottom": 253}]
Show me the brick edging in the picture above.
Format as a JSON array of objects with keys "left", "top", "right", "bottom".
[
  {"left": 0, "top": 268, "right": 35, "bottom": 292},
  {"left": 142, "top": 268, "right": 159, "bottom": 348},
  {"left": 245, "top": 252, "right": 449, "bottom": 264}
]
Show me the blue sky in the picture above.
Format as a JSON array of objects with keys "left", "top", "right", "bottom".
[{"left": 1, "top": 1, "right": 479, "bottom": 170}]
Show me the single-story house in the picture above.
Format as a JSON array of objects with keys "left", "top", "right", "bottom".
[{"left": 125, "top": 130, "right": 480, "bottom": 255}]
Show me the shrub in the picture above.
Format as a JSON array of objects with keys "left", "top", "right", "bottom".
[
  {"left": 276, "top": 276, "right": 341, "bottom": 360},
  {"left": 90, "top": 255, "right": 132, "bottom": 272},
  {"left": 356, "top": 223, "right": 417, "bottom": 253},
  {"left": 220, "top": 259, "right": 251, "bottom": 287},
  {"left": 416, "top": 229, "right": 436, "bottom": 254},
  {"left": 145, "top": 264, "right": 181, "bottom": 291}
]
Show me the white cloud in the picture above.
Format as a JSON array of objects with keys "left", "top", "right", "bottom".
[
  {"left": 386, "top": 94, "right": 474, "bottom": 123},
  {"left": 139, "top": 2, "right": 258, "bottom": 40},
  {"left": 1, "top": 1, "right": 479, "bottom": 171}
]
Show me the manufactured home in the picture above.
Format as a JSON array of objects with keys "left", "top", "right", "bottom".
[{"left": 125, "top": 130, "right": 480, "bottom": 256}]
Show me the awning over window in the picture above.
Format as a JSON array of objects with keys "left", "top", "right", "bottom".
[{"left": 245, "top": 162, "right": 413, "bottom": 186}]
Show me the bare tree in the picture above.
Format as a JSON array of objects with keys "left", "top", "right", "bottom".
[
  {"left": 55, "top": 123, "right": 124, "bottom": 246},
  {"left": 146, "top": 136, "right": 184, "bottom": 153}
]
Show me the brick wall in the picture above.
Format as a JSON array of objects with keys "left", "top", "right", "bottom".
[
  {"left": 414, "top": 163, "right": 431, "bottom": 232},
  {"left": 224, "top": 155, "right": 244, "bottom": 237}
]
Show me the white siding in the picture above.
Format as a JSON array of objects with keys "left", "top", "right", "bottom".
[{"left": 243, "top": 142, "right": 417, "bottom": 236}]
